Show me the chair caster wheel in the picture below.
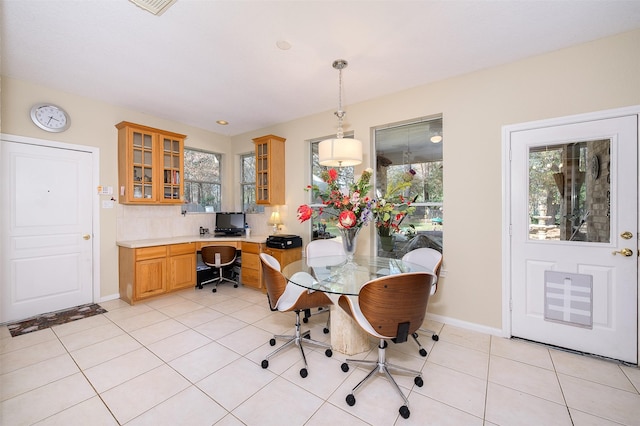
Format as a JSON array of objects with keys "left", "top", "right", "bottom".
[
  {"left": 414, "top": 376, "right": 424, "bottom": 387},
  {"left": 261, "top": 360, "right": 268, "bottom": 369},
  {"left": 196, "top": 285, "right": 203, "bottom": 289},
  {"left": 269, "top": 338, "right": 276, "bottom": 346},
  {"left": 412, "top": 332, "right": 419, "bottom": 338},
  {"left": 303, "top": 317, "right": 308, "bottom": 323},
  {"left": 323, "top": 327, "right": 329, "bottom": 334},
  {"left": 399, "top": 405, "right": 410, "bottom": 419},
  {"left": 325, "top": 349, "right": 332, "bottom": 357},
  {"left": 341, "top": 363, "right": 349, "bottom": 372},
  {"left": 419, "top": 348, "right": 427, "bottom": 357},
  {"left": 300, "top": 368, "right": 308, "bottom": 378},
  {"left": 233, "top": 284, "right": 238, "bottom": 288},
  {"left": 432, "top": 334, "right": 439, "bottom": 341},
  {"left": 346, "top": 394, "right": 356, "bottom": 406},
  {"left": 212, "top": 288, "right": 217, "bottom": 293}
]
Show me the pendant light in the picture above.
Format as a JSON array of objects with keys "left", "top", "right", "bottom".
[{"left": 318, "top": 59, "right": 363, "bottom": 167}]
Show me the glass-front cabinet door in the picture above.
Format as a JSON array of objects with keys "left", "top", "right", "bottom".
[{"left": 117, "top": 121, "right": 186, "bottom": 205}]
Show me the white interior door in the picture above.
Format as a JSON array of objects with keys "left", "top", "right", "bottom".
[
  {"left": 509, "top": 114, "right": 638, "bottom": 363},
  {"left": 1, "top": 140, "right": 94, "bottom": 323}
]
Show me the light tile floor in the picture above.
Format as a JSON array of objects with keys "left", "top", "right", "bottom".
[{"left": 1, "top": 285, "right": 639, "bottom": 425}]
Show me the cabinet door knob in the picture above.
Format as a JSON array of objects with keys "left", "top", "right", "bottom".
[{"left": 83, "top": 234, "right": 91, "bottom": 240}]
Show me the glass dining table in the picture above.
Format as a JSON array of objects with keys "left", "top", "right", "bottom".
[{"left": 282, "top": 255, "right": 431, "bottom": 355}]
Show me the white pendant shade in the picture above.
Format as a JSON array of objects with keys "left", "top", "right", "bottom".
[{"left": 318, "top": 138, "right": 363, "bottom": 167}]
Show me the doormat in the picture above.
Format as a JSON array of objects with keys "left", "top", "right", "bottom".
[{"left": 6, "top": 303, "right": 107, "bottom": 337}]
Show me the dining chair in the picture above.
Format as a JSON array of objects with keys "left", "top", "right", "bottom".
[
  {"left": 401, "top": 247, "right": 443, "bottom": 356},
  {"left": 338, "top": 271, "right": 435, "bottom": 419},
  {"left": 200, "top": 245, "right": 239, "bottom": 292},
  {"left": 259, "top": 253, "right": 334, "bottom": 378},
  {"left": 304, "top": 239, "right": 345, "bottom": 332}
]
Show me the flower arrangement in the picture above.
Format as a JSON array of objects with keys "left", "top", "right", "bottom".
[
  {"left": 372, "top": 181, "right": 416, "bottom": 237},
  {"left": 297, "top": 168, "right": 374, "bottom": 229}
]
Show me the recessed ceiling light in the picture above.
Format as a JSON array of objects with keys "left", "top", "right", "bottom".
[
  {"left": 276, "top": 40, "right": 292, "bottom": 50},
  {"left": 216, "top": 120, "right": 229, "bottom": 126}
]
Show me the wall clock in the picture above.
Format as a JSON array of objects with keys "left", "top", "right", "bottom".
[{"left": 30, "top": 103, "right": 70, "bottom": 132}]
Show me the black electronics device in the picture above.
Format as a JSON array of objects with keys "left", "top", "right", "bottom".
[
  {"left": 215, "top": 212, "right": 245, "bottom": 236},
  {"left": 266, "top": 234, "right": 302, "bottom": 249}
]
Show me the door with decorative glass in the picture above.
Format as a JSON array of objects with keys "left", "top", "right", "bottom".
[{"left": 509, "top": 114, "right": 638, "bottom": 363}]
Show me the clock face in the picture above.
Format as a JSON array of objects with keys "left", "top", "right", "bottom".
[{"left": 30, "top": 104, "right": 70, "bottom": 132}]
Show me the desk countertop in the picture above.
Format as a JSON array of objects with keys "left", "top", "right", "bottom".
[{"left": 116, "top": 235, "right": 269, "bottom": 249}]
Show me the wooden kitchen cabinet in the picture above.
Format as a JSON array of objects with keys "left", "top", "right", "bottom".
[
  {"left": 241, "top": 242, "right": 263, "bottom": 290},
  {"left": 241, "top": 242, "right": 301, "bottom": 291},
  {"left": 119, "top": 243, "right": 196, "bottom": 304},
  {"left": 117, "top": 121, "right": 186, "bottom": 205},
  {"left": 253, "top": 134, "right": 286, "bottom": 205},
  {"left": 167, "top": 243, "right": 196, "bottom": 291}
]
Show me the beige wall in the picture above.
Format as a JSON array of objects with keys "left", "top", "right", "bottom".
[
  {"left": 2, "top": 29, "right": 638, "bottom": 329},
  {"left": 229, "top": 29, "right": 640, "bottom": 330}
]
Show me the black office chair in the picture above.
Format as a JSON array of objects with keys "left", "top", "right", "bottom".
[
  {"left": 338, "top": 271, "right": 435, "bottom": 419},
  {"left": 200, "top": 245, "right": 239, "bottom": 292}
]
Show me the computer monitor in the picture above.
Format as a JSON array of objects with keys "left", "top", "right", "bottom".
[{"left": 215, "top": 212, "right": 245, "bottom": 236}]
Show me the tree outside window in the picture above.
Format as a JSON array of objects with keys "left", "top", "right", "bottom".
[
  {"left": 183, "top": 148, "right": 221, "bottom": 212},
  {"left": 241, "top": 153, "right": 263, "bottom": 213}
]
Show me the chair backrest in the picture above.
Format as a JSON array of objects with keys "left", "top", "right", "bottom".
[
  {"left": 402, "top": 248, "right": 443, "bottom": 279},
  {"left": 306, "top": 239, "right": 345, "bottom": 258},
  {"left": 201, "top": 246, "right": 237, "bottom": 267},
  {"left": 358, "top": 272, "right": 435, "bottom": 341},
  {"left": 259, "top": 253, "right": 286, "bottom": 310}
]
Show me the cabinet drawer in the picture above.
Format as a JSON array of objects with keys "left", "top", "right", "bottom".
[
  {"left": 242, "top": 242, "right": 262, "bottom": 254},
  {"left": 242, "top": 253, "right": 261, "bottom": 270},
  {"left": 169, "top": 242, "right": 195, "bottom": 256},
  {"left": 135, "top": 246, "right": 167, "bottom": 261}
]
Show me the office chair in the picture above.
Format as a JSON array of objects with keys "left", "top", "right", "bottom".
[
  {"left": 303, "top": 239, "right": 345, "bottom": 332},
  {"left": 338, "top": 272, "right": 435, "bottom": 419},
  {"left": 200, "top": 246, "right": 239, "bottom": 292},
  {"left": 402, "top": 248, "right": 443, "bottom": 356},
  {"left": 259, "top": 253, "right": 334, "bottom": 378}
]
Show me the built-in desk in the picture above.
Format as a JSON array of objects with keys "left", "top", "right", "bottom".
[{"left": 116, "top": 235, "right": 301, "bottom": 303}]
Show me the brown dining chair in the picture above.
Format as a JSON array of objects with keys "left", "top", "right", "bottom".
[
  {"left": 259, "top": 253, "right": 334, "bottom": 378},
  {"left": 338, "top": 271, "right": 435, "bottom": 419},
  {"left": 401, "top": 247, "right": 443, "bottom": 356},
  {"left": 200, "top": 246, "right": 239, "bottom": 292}
]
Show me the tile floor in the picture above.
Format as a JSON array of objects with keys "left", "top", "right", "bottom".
[{"left": 1, "top": 284, "right": 639, "bottom": 425}]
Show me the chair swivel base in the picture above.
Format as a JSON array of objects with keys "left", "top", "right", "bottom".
[
  {"left": 199, "top": 275, "right": 238, "bottom": 292},
  {"left": 261, "top": 310, "right": 333, "bottom": 378},
  {"left": 340, "top": 339, "right": 424, "bottom": 419}
]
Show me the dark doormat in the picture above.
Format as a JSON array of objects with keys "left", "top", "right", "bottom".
[{"left": 6, "top": 303, "right": 108, "bottom": 337}]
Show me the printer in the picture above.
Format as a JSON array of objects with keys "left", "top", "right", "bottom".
[{"left": 266, "top": 234, "right": 302, "bottom": 249}]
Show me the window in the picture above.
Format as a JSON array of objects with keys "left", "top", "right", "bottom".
[
  {"left": 241, "top": 153, "right": 263, "bottom": 213},
  {"left": 183, "top": 148, "right": 221, "bottom": 212},
  {"left": 309, "top": 136, "right": 356, "bottom": 240},
  {"left": 374, "top": 117, "right": 443, "bottom": 256}
]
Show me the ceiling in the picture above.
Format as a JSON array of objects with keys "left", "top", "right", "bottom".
[{"left": 3, "top": 1, "right": 640, "bottom": 137}]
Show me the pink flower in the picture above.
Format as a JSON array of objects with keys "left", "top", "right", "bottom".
[
  {"left": 297, "top": 205, "right": 313, "bottom": 222},
  {"left": 327, "top": 168, "right": 338, "bottom": 183},
  {"left": 338, "top": 210, "right": 357, "bottom": 228}
]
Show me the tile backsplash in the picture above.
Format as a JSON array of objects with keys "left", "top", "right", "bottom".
[{"left": 116, "top": 205, "right": 271, "bottom": 241}]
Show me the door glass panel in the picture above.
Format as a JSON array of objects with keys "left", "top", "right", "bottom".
[{"left": 528, "top": 139, "right": 610, "bottom": 242}]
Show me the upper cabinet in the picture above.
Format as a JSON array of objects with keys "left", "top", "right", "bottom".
[
  {"left": 253, "top": 134, "right": 286, "bottom": 205},
  {"left": 117, "top": 121, "right": 186, "bottom": 205}
]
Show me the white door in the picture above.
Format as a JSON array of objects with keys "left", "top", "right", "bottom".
[
  {"left": 1, "top": 141, "right": 94, "bottom": 322},
  {"left": 510, "top": 114, "right": 638, "bottom": 363}
]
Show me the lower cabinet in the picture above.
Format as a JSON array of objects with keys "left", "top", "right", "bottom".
[
  {"left": 119, "top": 243, "right": 195, "bottom": 304},
  {"left": 241, "top": 242, "right": 302, "bottom": 291}
]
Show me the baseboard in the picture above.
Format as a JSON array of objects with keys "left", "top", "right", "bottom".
[
  {"left": 425, "top": 312, "right": 506, "bottom": 338},
  {"left": 98, "top": 293, "right": 121, "bottom": 303}
]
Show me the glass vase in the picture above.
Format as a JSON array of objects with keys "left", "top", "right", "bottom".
[{"left": 339, "top": 226, "right": 361, "bottom": 263}]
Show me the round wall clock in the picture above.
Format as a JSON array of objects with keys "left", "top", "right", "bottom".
[{"left": 30, "top": 103, "right": 70, "bottom": 132}]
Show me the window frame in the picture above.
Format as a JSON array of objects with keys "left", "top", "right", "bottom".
[{"left": 183, "top": 147, "right": 222, "bottom": 213}]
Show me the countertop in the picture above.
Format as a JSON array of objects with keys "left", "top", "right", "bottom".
[{"left": 116, "top": 235, "right": 269, "bottom": 249}]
